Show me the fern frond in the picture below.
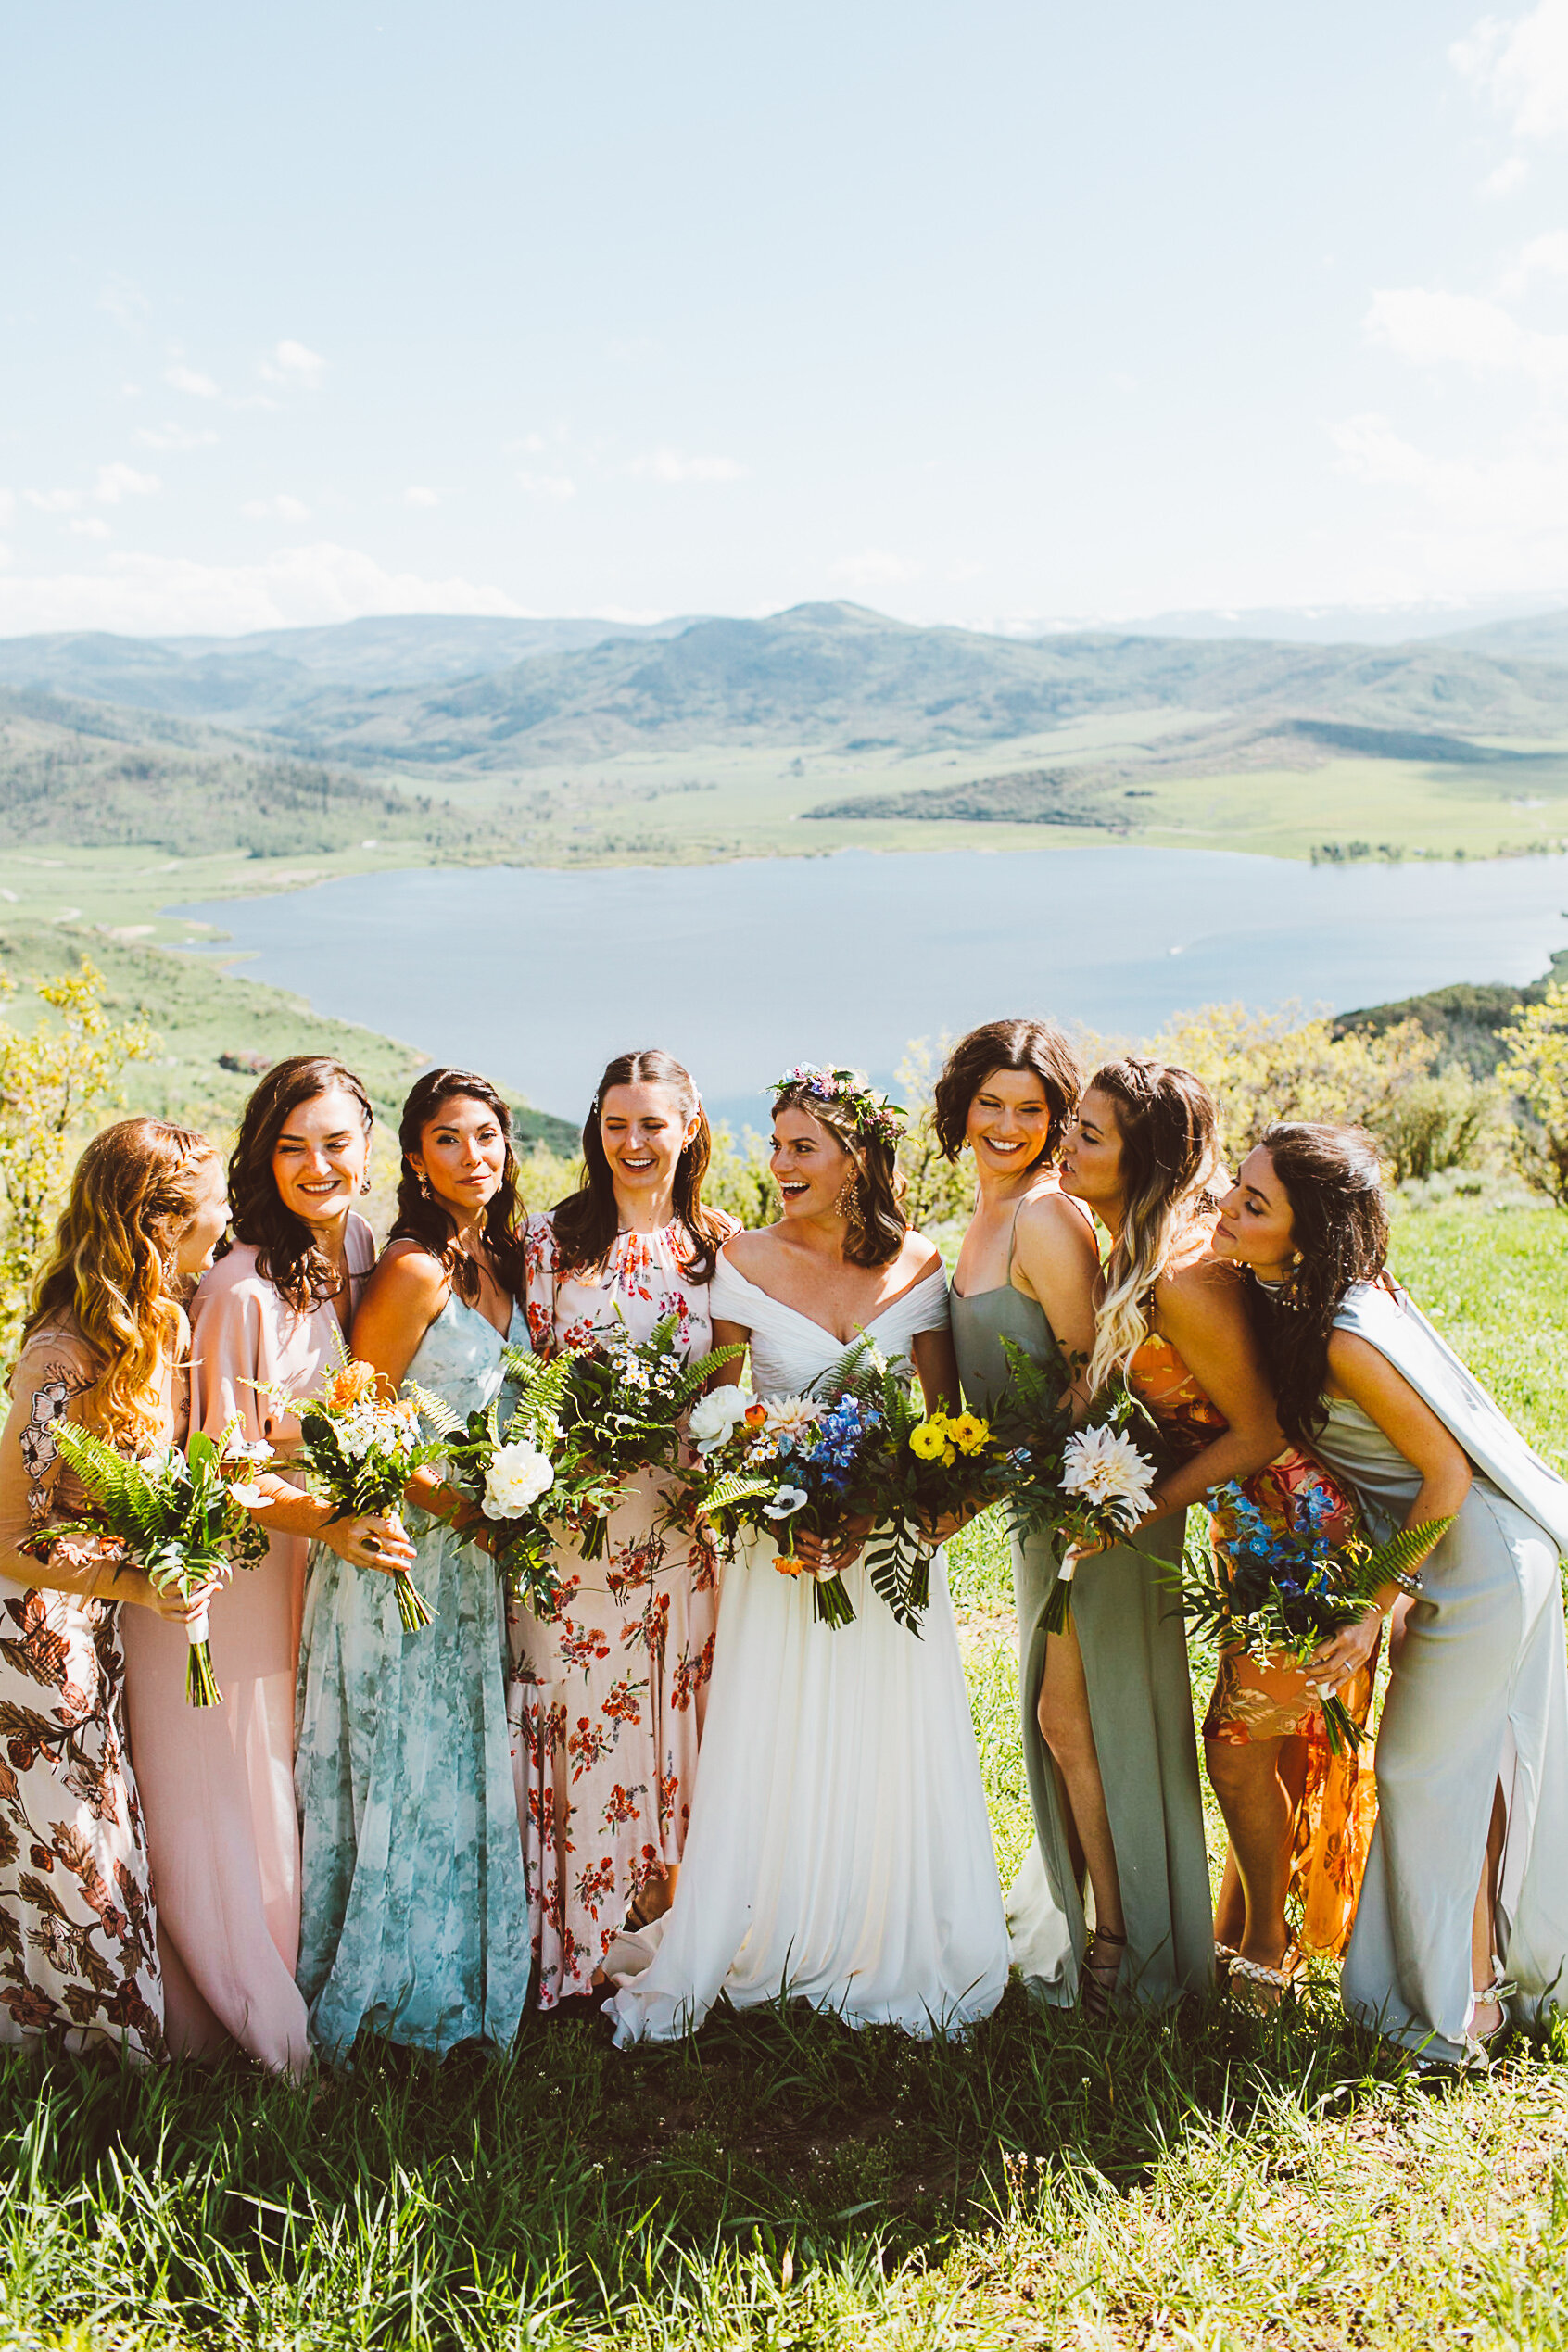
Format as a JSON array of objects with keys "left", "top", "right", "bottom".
[
  {"left": 406, "top": 1382, "right": 466, "bottom": 1441},
  {"left": 697, "top": 1472, "right": 775, "bottom": 1518},
  {"left": 1358, "top": 1516, "right": 1453, "bottom": 1598},
  {"left": 51, "top": 1423, "right": 170, "bottom": 1544}
]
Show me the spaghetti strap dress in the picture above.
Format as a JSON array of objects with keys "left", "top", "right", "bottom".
[
  {"left": 295, "top": 1293, "right": 532, "bottom": 2060},
  {"left": 952, "top": 1207, "right": 1212, "bottom": 2007},
  {"left": 606, "top": 1257, "right": 1008, "bottom": 2044}
]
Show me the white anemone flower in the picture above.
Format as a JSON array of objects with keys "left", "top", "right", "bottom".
[{"left": 763, "top": 1485, "right": 810, "bottom": 1521}]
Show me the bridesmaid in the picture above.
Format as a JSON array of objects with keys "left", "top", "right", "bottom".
[
  {"left": 509, "top": 1047, "right": 739, "bottom": 2011},
  {"left": 120, "top": 1056, "right": 412, "bottom": 2075},
  {"left": 0, "top": 1119, "right": 228, "bottom": 2061},
  {"left": 1062, "top": 1059, "right": 1374, "bottom": 2002},
  {"left": 1216, "top": 1121, "right": 1568, "bottom": 2063},
  {"left": 296, "top": 1069, "right": 533, "bottom": 2058},
  {"left": 940, "top": 1021, "right": 1211, "bottom": 2014}
]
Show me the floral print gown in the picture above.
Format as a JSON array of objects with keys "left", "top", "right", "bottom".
[
  {"left": 508, "top": 1212, "right": 737, "bottom": 2007},
  {"left": 0, "top": 1325, "right": 169, "bottom": 2060},
  {"left": 1128, "top": 1331, "right": 1379, "bottom": 1958}
]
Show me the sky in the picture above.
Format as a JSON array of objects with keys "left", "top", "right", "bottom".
[{"left": 6, "top": 0, "right": 1568, "bottom": 638}]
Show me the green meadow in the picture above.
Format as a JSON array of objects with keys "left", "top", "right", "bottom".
[{"left": 4, "top": 1199, "right": 1566, "bottom": 2352}]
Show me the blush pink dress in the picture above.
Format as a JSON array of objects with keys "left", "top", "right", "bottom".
[{"left": 120, "top": 1217, "right": 375, "bottom": 2073}]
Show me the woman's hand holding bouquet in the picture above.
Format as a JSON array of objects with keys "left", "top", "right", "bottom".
[
  {"left": 42, "top": 1417, "right": 272, "bottom": 1704},
  {"left": 261, "top": 1357, "right": 443, "bottom": 1632},
  {"left": 998, "top": 1338, "right": 1163, "bottom": 1635}
]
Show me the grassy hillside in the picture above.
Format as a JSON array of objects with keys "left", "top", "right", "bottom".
[
  {"left": 0, "top": 921, "right": 578, "bottom": 1150},
  {"left": 1, "top": 1197, "right": 1564, "bottom": 2352}
]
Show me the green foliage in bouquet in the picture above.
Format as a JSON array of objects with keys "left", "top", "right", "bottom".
[
  {"left": 44, "top": 1420, "right": 268, "bottom": 1704},
  {"left": 500, "top": 1314, "right": 742, "bottom": 1562},
  {"left": 275, "top": 1359, "right": 446, "bottom": 1633},
  {"left": 994, "top": 1338, "right": 1165, "bottom": 1634},
  {"left": 1178, "top": 1486, "right": 1452, "bottom": 1753},
  {"left": 409, "top": 1350, "right": 622, "bottom": 1619}
]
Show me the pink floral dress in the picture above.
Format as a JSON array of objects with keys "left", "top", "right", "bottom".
[{"left": 508, "top": 1211, "right": 738, "bottom": 2007}]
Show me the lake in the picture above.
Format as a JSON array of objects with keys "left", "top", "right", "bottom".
[{"left": 172, "top": 846, "right": 1568, "bottom": 1132}]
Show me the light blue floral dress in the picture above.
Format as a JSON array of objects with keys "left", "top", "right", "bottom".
[{"left": 295, "top": 1294, "right": 531, "bottom": 2061}]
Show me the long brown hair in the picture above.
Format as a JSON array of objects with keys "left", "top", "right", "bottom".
[
  {"left": 551, "top": 1048, "right": 728, "bottom": 1282},
  {"left": 223, "top": 1056, "right": 373, "bottom": 1312},
  {"left": 932, "top": 1018, "right": 1081, "bottom": 1171},
  {"left": 26, "top": 1117, "right": 221, "bottom": 1449},
  {"left": 389, "top": 1069, "right": 526, "bottom": 1304},
  {"left": 1244, "top": 1122, "right": 1390, "bottom": 1445},
  {"left": 1085, "top": 1056, "right": 1221, "bottom": 1395},
  {"left": 771, "top": 1078, "right": 908, "bottom": 1268}
]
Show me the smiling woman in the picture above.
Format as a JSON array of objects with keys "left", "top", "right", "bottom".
[{"left": 507, "top": 1047, "right": 740, "bottom": 2012}]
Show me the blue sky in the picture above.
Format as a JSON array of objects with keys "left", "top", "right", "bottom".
[{"left": 6, "top": 0, "right": 1568, "bottom": 636}]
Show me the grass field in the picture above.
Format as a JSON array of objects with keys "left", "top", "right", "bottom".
[{"left": 3, "top": 1201, "right": 1566, "bottom": 2349}]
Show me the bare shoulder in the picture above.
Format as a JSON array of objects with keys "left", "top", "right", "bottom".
[
  {"left": 361, "top": 1242, "right": 449, "bottom": 1313},
  {"left": 899, "top": 1233, "right": 945, "bottom": 1287},
  {"left": 1015, "top": 1189, "right": 1098, "bottom": 1262},
  {"left": 721, "top": 1225, "right": 778, "bottom": 1278},
  {"left": 1154, "top": 1246, "right": 1246, "bottom": 1334}
]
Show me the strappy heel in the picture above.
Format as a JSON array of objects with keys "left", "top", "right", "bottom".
[
  {"left": 1464, "top": 1957, "right": 1514, "bottom": 2066},
  {"left": 1081, "top": 1926, "right": 1127, "bottom": 2024}
]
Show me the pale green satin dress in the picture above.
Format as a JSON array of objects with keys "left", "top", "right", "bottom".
[{"left": 952, "top": 1241, "right": 1213, "bottom": 2007}]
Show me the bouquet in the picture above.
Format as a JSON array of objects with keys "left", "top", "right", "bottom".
[
  {"left": 831, "top": 1350, "right": 1015, "bottom": 1628},
  {"left": 500, "top": 1312, "right": 741, "bottom": 1562},
  {"left": 684, "top": 1370, "right": 882, "bottom": 1628},
  {"left": 409, "top": 1349, "right": 623, "bottom": 1618},
  {"left": 44, "top": 1418, "right": 271, "bottom": 1704},
  {"left": 264, "top": 1358, "right": 444, "bottom": 1632},
  {"left": 998, "top": 1339, "right": 1162, "bottom": 1634},
  {"left": 1180, "top": 1480, "right": 1448, "bottom": 1753}
]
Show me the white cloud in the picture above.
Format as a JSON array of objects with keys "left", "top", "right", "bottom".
[
  {"left": 830, "top": 549, "right": 922, "bottom": 588},
  {"left": 95, "top": 462, "right": 159, "bottom": 505},
  {"left": 0, "top": 542, "right": 526, "bottom": 636},
  {"left": 165, "top": 362, "right": 221, "bottom": 398},
  {"left": 1484, "top": 154, "right": 1530, "bottom": 193},
  {"left": 403, "top": 485, "right": 440, "bottom": 507},
  {"left": 516, "top": 469, "right": 576, "bottom": 501},
  {"left": 0, "top": 490, "right": 13, "bottom": 526},
  {"left": 1329, "top": 408, "right": 1568, "bottom": 589},
  {"left": 1366, "top": 285, "right": 1568, "bottom": 376},
  {"left": 1499, "top": 226, "right": 1568, "bottom": 293},
  {"left": 69, "top": 518, "right": 112, "bottom": 539},
  {"left": 260, "top": 338, "right": 326, "bottom": 389},
  {"left": 626, "top": 448, "right": 748, "bottom": 484},
  {"left": 1453, "top": 2, "right": 1568, "bottom": 139},
  {"left": 134, "top": 421, "right": 221, "bottom": 451},
  {"left": 241, "top": 492, "right": 311, "bottom": 521},
  {"left": 26, "top": 487, "right": 82, "bottom": 513}
]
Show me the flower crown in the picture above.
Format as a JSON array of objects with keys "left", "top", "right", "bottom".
[{"left": 770, "top": 1064, "right": 906, "bottom": 1147}]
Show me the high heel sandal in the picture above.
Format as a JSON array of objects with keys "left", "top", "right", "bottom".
[
  {"left": 1081, "top": 1926, "right": 1127, "bottom": 2024},
  {"left": 1464, "top": 1957, "right": 1514, "bottom": 2067}
]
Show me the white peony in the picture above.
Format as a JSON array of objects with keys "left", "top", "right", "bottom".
[
  {"left": 483, "top": 1441, "right": 556, "bottom": 1519},
  {"left": 1060, "top": 1423, "right": 1158, "bottom": 1529},
  {"left": 687, "top": 1385, "right": 755, "bottom": 1453}
]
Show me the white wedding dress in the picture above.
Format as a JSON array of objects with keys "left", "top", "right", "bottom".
[{"left": 605, "top": 1256, "right": 1010, "bottom": 2044}]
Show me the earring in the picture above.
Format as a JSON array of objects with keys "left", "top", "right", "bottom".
[
  {"left": 159, "top": 1243, "right": 181, "bottom": 1290},
  {"left": 419, "top": 1173, "right": 433, "bottom": 1199},
  {"left": 360, "top": 1171, "right": 373, "bottom": 1195},
  {"left": 833, "top": 1174, "right": 864, "bottom": 1222}
]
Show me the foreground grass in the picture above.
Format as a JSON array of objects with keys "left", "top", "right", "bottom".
[{"left": 3, "top": 1203, "right": 1566, "bottom": 2350}]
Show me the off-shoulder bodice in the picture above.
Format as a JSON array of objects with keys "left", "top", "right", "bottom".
[{"left": 708, "top": 1256, "right": 950, "bottom": 1398}]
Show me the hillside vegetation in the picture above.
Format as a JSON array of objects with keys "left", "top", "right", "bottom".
[{"left": 5, "top": 602, "right": 1568, "bottom": 870}]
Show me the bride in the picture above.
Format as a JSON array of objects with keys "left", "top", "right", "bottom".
[{"left": 606, "top": 1064, "right": 1009, "bottom": 2043}]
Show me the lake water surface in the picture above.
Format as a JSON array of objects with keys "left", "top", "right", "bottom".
[{"left": 172, "top": 847, "right": 1568, "bottom": 1132}]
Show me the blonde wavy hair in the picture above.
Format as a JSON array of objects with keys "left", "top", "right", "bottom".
[
  {"left": 25, "top": 1117, "right": 221, "bottom": 1450},
  {"left": 1084, "top": 1057, "right": 1222, "bottom": 1397}
]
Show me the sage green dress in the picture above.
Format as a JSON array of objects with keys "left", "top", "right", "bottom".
[{"left": 953, "top": 1241, "right": 1213, "bottom": 2008}]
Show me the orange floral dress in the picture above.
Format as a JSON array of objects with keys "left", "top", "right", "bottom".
[
  {"left": 1127, "top": 1331, "right": 1379, "bottom": 1957},
  {"left": 507, "top": 1213, "right": 739, "bottom": 2007}
]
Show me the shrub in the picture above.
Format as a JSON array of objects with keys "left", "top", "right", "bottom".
[
  {"left": 0, "top": 961, "right": 156, "bottom": 1363},
  {"left": 1500, "top": 978, "right": 1568, "bottom": 1208}
]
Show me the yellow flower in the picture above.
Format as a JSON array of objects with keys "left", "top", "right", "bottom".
[
  {"left": 942, "top": 1444, "right": 957, "bottom": 1467},
  {"left": 948, "top": 1412, "right": 989, "bottom": 1457},
  {"left": 909, "top": 1421, "right": 947, "bottom": 1461}
]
